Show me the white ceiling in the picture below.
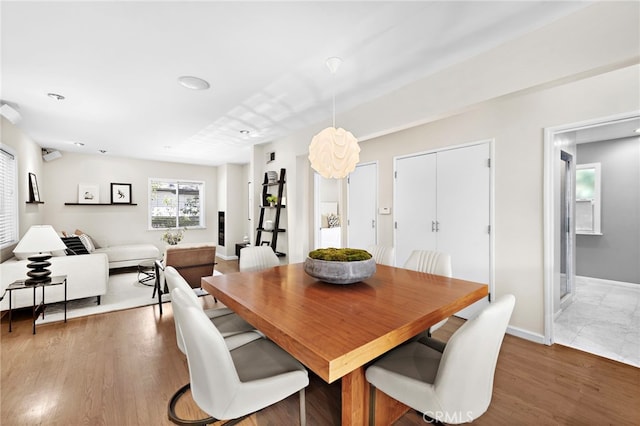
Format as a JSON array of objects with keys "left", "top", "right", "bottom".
[
  {"left": 1, "top": 1, "right": 591, "bottom": 166},
  {"left": 573, "top": 118, "right": 640, "bottom": 144}
]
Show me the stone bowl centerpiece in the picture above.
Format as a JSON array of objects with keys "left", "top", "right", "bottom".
[{"left": 303, "top": 248, "right": 376, "bottom": 285}]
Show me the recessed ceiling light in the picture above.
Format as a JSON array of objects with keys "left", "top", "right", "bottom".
[
  {"left": 73, "top": 142, "right": 85, "bottom": 147},
  {"left": 177, "top": 76, "right": 210, "bottom": 90},
  {"left": 635, "top": 128, "right": 640, "bottom": 133},
  {"left": 98, "top": 149, "right": 107, "bottom": 154},
  {"left": 239, "top": 130, "right": 250, "bottom": 135},
  {"left": 47, "top": 93, "right": 65, "bottom": 100}
]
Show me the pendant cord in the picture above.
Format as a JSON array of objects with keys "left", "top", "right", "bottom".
[
  {"left": 325, "top": 56, "right": 341, "bottom": 129},
  {"left": 332, "top": 73, "right": 336, "bottom": 128}
]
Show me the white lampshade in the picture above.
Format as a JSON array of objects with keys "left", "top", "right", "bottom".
[
  {"left": 308, "top": 127, "right": 360, "bottom": 179},
  {"left": 13, "top": 225, "right": 66, "bottom": 254}
]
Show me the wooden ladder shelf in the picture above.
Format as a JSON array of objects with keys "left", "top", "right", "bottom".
[{"left": 256, "top": 168, "right": 286, "bottom": 257}]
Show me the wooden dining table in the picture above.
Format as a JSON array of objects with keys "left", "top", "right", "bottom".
[{"left": 201, "top": 262, "right": 488, "bottom": 425}]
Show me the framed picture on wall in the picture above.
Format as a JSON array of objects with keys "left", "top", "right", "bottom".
[
  {"left": 78, "top": 184, "right": 99, "bottom": 204},
  {"left": 28, "top": 172, "right": 41, "bottom": 202},
  {"left": 111, "top": 183, "right": 132, "bottom": 204}
]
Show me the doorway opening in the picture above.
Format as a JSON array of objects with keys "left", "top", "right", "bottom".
[{"left": 544, "top": 111, "right": 640, "bottom": 366}]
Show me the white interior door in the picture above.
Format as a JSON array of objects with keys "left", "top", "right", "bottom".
[
  {"left": 394, "top": 153, "right": 437, "bottom": 267},
  {"left": 347, "top": 163, "right": 377, "bottom": 249},
  {"left": 437, "top": 143, "right": 491, "bottom": 318}
]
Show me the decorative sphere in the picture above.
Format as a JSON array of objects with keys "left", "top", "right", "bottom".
[{"left": 308, "top": 127, "right": 360, "bottom": 179}]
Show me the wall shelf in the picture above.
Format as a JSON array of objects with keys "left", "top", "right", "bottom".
[
  {"left": 64, "top": 203, "right": 138, "bottom": 206},
  {"left": 26, "top": 201, "right": 44, "bottom": 204}
]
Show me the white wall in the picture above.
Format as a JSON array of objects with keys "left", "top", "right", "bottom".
[
  {"left": 0, "top": 117, "right": 45, "bottom": 261},
  {"left": 353, "top": 65, "right": 639, "bottom": 335},
  {"left": 216, "top": 163, "right": 247, "bottom": 259},
  {"left": 42, "top": 152, "right": 218, "bottom": 253}
]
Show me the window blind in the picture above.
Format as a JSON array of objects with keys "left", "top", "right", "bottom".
[{"left": 0, "top": 146, "right": 18, "bottom": 247}]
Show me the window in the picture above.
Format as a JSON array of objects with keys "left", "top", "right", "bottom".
[
  {"left": 1, "top": 145, "right": 18, "bottom": 248},
  {"left": 149, "top": 179, "right": 205, "bottom": 229},
  {"left": 575, "top": 163, "right": 601, "bottom": 235}
]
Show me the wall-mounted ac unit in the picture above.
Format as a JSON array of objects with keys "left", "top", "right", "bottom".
[
  {"left": 0, "top": 104, "right": 21, "bottom": 124},
  {"left": 42, "top": 148, "right": 62, "bottom": 162}
]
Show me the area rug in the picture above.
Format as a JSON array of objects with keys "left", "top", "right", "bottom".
[{"left": 36, "top": 270, "right": 221, "bottom": 325}]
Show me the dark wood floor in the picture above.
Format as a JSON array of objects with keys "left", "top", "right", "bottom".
[{"left": 1, "top": 258, "right": 639, "bottom": 425}]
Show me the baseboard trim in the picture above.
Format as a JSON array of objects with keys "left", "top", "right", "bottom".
[
  {"left": 506, "top": 325, "right": 545, "bottom": 344},
  {"left": 216, "top": 254, "right": 238, "bottom": 261},
  {"left": 576, "top": 275, "right": 639, "bottom": 289}
]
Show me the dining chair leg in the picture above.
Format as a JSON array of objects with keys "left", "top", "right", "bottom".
[
  {"left": 299, "top": 388, "right": 306, "bottom": 426},
  {"left": 167, "top": 383, "right": 260, "bottom": 426},
  {"left": 167, "top": 383, "right": 215, "bottom": 426},
  {"left": 368, "top": 385, "right": 376, "bottom": 426}
]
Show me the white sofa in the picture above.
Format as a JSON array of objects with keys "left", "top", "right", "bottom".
[
  {"left": 1, "top": 253, "right": 109, "bottom": 310},
  {"left": 94, "top": 244, "right": 160, "bottom": 269}
]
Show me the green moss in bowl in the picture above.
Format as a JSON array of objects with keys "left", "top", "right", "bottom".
[{"left": 308, "top": 248, "right": 372, "bottom": 262}]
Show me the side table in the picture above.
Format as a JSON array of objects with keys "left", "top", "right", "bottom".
[
  {"left": 137, "top": 260, "right": 156, "bottom": 286},
  {"left": 1, "top": 275, "right": 68, "bottom": 334},
  {"left": 235, "top": 242, "right": 250, "bottom": 262}
]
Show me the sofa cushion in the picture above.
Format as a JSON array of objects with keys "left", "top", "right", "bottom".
[
  {"left": 95, "top": 244, "right": 160, "bottom": 263},
  {"left": 62, "top": 236, "right": 90, "bottom": 255},
  {"left": 77, "top": 233, "right": 95, "bottom": 252}
]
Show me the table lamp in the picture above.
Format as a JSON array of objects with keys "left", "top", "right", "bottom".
[{"left": 13, "top": 225, "right": 66, "bottom": 285}]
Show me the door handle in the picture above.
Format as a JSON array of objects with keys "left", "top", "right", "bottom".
[{"left": 372, "top": 219, "right": 375, "bottom": 229}]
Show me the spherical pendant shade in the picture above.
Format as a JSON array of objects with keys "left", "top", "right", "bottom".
[{"left": 308, "top": 127, "right": 360, "bottom": 179}]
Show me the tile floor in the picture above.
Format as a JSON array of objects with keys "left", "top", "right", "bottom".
[{"left": 554, "top": 276, "right": 640, "bottom": 367}]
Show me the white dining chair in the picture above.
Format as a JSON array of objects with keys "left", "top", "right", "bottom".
[
  {"left": 403, "top": 249, "right": 452, "bottom": 335},
  {"left": 168, "top": 287, "right": 309, "bottom": 425},
  {"left": 239, "top": 245, "right": 280, "bottom": 272},
  {"left": 367, "top": 245, "right": 395, "bottom": 266},
  {"left": 164, "top": 266, "right": 258, "bottom": 354},
  {"left": 403, "top": 249, "right": 452, "bottom": 277},
  {"left": 366, "top": 294, "right": 515, "bottom": 424}
]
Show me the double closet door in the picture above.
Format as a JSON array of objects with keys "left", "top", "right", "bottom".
[{"left": 394, "top": 142, "right": 491, "bottom": 305}]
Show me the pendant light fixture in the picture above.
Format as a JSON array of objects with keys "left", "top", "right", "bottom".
[{"left": 308, "top": 57, "right": 360, "bottom": 179}]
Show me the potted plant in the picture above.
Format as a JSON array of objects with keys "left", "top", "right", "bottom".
[
  {"left": 162, "top": 228, "right": 185, "bottom": 245},
  {"left": 266, "top": 195, "right": 278, "bottom": 207},
  {"left": 303, "top": 248, "right": 376, "bottom": 285}
]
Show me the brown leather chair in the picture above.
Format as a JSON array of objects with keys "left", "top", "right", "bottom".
[{"left": 154, "top": 242, "right": 217, "bottom": 314}]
